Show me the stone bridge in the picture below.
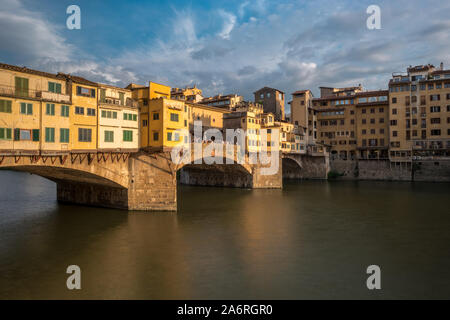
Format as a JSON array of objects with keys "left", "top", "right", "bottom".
[
  {"left": 0, "top": 144, "right": 328, "bottom": 211},
  {"left": 0, "top": 143, "right": 282, "bottom": 211}
]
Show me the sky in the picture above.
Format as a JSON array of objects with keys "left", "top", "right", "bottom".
[{"left": 1, "top": 0, "right": 450, "bottom": 112}]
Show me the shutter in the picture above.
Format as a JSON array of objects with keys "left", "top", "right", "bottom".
[
  {"left": 48, "top": 82, "right": 55, "bottom": 92},
  {"left": 0, "top": 100, "right": 3, "bottom": 112},
  {"left": 27, "top": 103, "right": 32, "bottom": 115},
  {"left": 6, "top": 128, "right": 12, "bottom": 140},
  {"left": 7, "top": 100, "right": 11, "bottom": 113},
  {"left": 77, "top": 86, "right": 81, "bottom": 95},
  {"left": 91, "top": 89, "right": 95, "bottom": 98},
  {"left": 123, "top": 113, "right": 127, "bottom": 120},
  {"left": 32, "top": 129, "right": 39, "bottom": 141},
  {"left": 119, "top": 92, "right": 124, "bottom": 105},
  {"left": 14, "top": 128, "right": 20, "bottom": 141},
  {"left": 56, "top": 83, "right": 61, "bottom": 94},
  {"left": 0, "top": 128, "right": 4, "bottom": 139},
  {"left": 100, "top": 89, "right": 106, "bottom": 103}
]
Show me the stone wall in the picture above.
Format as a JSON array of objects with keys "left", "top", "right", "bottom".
[
  {"left": 329, "top": 159, "right": 450, "bottom": 182},
  {"left": 127, "top": 152, "right": 177, "bottom": 211},
  {"left": 282, "top": 155, "right": 329, "bottom": 180},
  {"left": 413, "top": 160, "right": 450, "bottom": 182}
]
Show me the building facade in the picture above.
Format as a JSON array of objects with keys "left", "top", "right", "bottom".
[{"left": 254, "top": 87, "right": 285, "bottom": 121}]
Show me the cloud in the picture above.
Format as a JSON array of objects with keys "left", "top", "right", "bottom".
[
  {"left": 1, "top": 0, "right": 450, "bottom": 101},
  {"left": 217, "top": 10, "right": 237, "bottom": 39},
  {"left": 0, "top": 0, "right": 71, "bottom": 63}
]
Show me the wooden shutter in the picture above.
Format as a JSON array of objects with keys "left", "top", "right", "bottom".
[
  {"left": 14, "top": 128, "right": 20, "bottom": 141},
  {"left": 32, "top": 129, "right": 40, "bottom": 141},
  {"left": 100, "top": 89, "right": 106, "bottom": 103}
]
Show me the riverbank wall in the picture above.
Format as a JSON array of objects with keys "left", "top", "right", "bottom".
[{"left": 329, "top": 159, "right": 450, "bottom": 182}]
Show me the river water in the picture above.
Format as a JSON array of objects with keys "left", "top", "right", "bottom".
[{"left": 0, "top": 170, "right": 449, "bottom": 299}]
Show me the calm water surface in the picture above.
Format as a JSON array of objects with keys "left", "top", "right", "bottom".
[{"left": 0, "top": 170, "right": 449, "bottom": 299}]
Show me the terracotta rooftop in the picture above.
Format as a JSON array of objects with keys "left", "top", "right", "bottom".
[{"left": 0, "top": 62, "right": 60, "bottom": 80}]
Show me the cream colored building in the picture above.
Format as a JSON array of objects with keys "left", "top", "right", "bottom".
[{"left": 98, "top": 84, "right": 139, "bottom": 152}]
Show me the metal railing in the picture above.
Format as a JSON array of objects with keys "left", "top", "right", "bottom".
[{"left": 0, "top": 84, "right": 70, "bottom": 103}]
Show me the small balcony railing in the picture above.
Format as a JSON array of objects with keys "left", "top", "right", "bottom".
[{"left": 0, "top": 84, "right": 70, "bottom": 103}]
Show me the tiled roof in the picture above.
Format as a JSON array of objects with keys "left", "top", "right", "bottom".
[{"left": 0, "top": 62, "right": 60, "bottom": 80}]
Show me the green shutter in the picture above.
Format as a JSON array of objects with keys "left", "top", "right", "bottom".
[
  {"left": 119, "top": 92, "right": 124, "bottom": 105},
  {"left": 7, "top": 100, "right": 12, "bottom": 113},
  {"left": 133, "top": 114, "right": 137, "bottom": 121},
  {"left": 6, "top": 128, "right": 12, "bottom": 140},
  {"left": 20, "top": 103, "right": 26, "bottom": 114},
  {"left": 32, "top": 129, "right": 39, "bottom": 141},
  {"left": 100, "top": 89, "right": 106, "bottom": 103},
  {"left": 0, "top": 128, "right": 4, "bottom": 139},
  {"left": 56, "top": 83, "right": 61, "bottom": 94},
  {"left": 27, "top": 103, "right": 32, "bottom": 115},
  {"left": 48, "top": 82, "right": 55, "bottom": 92},
  {"left": 14, "top": 128, "right": 20, "bottom": 141}
]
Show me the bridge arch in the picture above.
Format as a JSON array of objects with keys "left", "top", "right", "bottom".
[{"left": 282, "top": 155, "right": 303, "bottom": 179}]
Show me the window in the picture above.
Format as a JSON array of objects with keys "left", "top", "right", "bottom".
[
  {"left": 153, "top": 132, "right": 159, "bottom": 141},
  {"left": 60, "top": 128, "right": 69, "bottom": 143},
  {"left": 15, "top": 129, "right": 31, "bottom": 140},
  {"left": 362, "top": 119, "right": 366, "bottom": 124},
  {"left": 45, "top": 128, "right": 55, "bottom": 142},
  {"left": 123, "top": 113, "right": 136, "bottom": 121},
  {"left": 76, "top": 86, "right": 95, "bottom": 98},
  {"left": 430, "top": 118, "right": 441, "bottom": 124},
  {"left": 61, "top": 105, "right": 69, "bottom": 117},
  {"left": 167, "top": 132, "right": 172, "bottom": 141},
  {"left": 0, "top": 99, "right": 12, "bottom": 113},
  {"left": 0, "top": 128, "right": 12, "bottom": 140},
  {"left": 370, "top": 118, "right": 375, "bottom": 124},
  {"left": 430, "top": 106, "right": 441, "bottom": 113},
  {"left": 170, "top": 113, "right": 179, "bottom": 122},
  {"left": 123, "top": 130, "right": 133, "bottom": 142},
  {"left": 87, "top": 108, "right": 96, "bottom": 116},
  {"left": 104, "top": 131, "right": 114, "bottom": 142},
  {"left": 391, "top": 97, "right": 397, "bottom": 104},
  {"left": 75, "top": 106, "right": 84, "bottom": 115},
  {"left": 379, "top": 108, "right": 384, "bottom": 113},
  {"left": 362, "top": 109, "right": 366, "bottom": 114},
  {"left": 392, "top": 131, "right": 398, "bottom": 137},
  {"left": 184, "top": 120, "right": 187, "bottom": 127},
  {"left": 20, "top": 102, "right": 33, "bottom": 115},
  {"left": 142, "top": 120, "right": 148, "bottom": 127},
  {"left": 380, "top": 118, "right": 384, "bottom": 123},
  {"left": 48, "top": 82, "right": 62, "bottom": 94},
  {"left": 46, "top": 103, "right": 55, "bottom": 115},
  {"left": 78, "top": 128, "right": 92, "bottom": 142},
  {"left": 380, "top": 128, "right": 385, "bottom": 134},
  {"left": 430, "top": 94, "right": 440, "bottom": 101},
  {"left": 431, "top": 129, "right": 441, "bottom": 136}
]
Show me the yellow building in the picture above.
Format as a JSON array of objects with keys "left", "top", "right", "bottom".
[
  {"left": 129, "top": 81, "right": 188, "bottom": 150},
  {"left": 0, "top": 63, "right": 71, "bottom": 155},
  {"left": 223, "top": 111, "right": 261, "bottom": 153},
  {"left": 389, "top": 64, "right": 450, "bottom": 161},
  {"left": 354, "top": 90, "right": 389, "bottom": 159},
  {"left": 57, "top": 74, "right": 99, "bottom": 152},
  {"left": 98, "top": 84, "right": 139, "bottom": 152},
  {"left": 171, "top": 85, "right": 203, "bottom": 103}
]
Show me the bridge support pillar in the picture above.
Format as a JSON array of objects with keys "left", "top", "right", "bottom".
[
  {"left": 57, "top": 151, "right": 178, "bottom": 211},
  {"left": 126, "top": 152, "right": 177, "bottom": 211}
]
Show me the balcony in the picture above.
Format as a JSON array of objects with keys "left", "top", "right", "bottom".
[
  {"left": 99, "top": 97, "right": 138, "bottom": 108},
  {"left": 0, "top": 84, "right": 70, "bottom": 103}
]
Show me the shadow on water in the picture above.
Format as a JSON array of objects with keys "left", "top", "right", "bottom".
[{"left": 1, "top": 171, "right": 450, "bottom": 299}]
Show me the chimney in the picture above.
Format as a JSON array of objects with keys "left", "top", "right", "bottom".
[{"left": 440, "top": 62, "right": 444, "bottom": 70}]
